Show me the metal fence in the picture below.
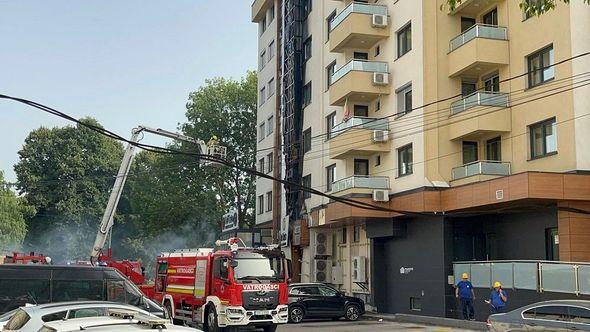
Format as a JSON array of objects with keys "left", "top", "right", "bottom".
[
  {"left": 449, "top": 24, "right": 508, "bottom": 52},
  {"left": 450, "top": 91, "right": 509, "bottom": 115},
  {"left": 454, "top": 260, "right": 590, "bottom": 295}
]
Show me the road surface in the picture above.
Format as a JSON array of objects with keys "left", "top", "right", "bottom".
[{"left": 276, "top": 319, "right": 480, "bottom": 331}]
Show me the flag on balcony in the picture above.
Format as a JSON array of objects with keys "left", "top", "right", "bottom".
[{"left": 343, "top": 97, "right": 350, "bottom": 120}]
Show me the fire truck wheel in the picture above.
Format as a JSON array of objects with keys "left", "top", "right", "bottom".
[
  {"left": 288, "top": 306, "right": 305, "bottom": 324},
  {"left": 206, "top": 307, "right": 221, "bottom": 332},
  {"left": 164, "top": 302, "right": 182, "bottom": 325},
  {"left": 344, "top": 304, "right": 361, "bottom": 321}
]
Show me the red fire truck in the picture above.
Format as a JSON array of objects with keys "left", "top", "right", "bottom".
[
  {"left": 0, "top": 251, "right": 51, "bottom": 265},
  {"left": 140, "top": 238, "right": 289, "bottom": 332}
]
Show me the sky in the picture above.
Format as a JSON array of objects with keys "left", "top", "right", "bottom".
[{"left": 0, "top": 1, "right": 257, "bottom": 182}]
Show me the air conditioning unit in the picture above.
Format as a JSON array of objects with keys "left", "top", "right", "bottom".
[
  {"left": 372, "top": 130, "right": 389, "bottom": 142},
  {"left": 373, "top": 189, "right": 389, "bottom": 202},
  {"left": 372, "top": 14, "right": 388, "bottom": 28},
  {"left": 352, "top": 256, "right": 367, "bottom": 283},
  {"left": 314, "top": 232, "right": 333, "bottom": 257},
  {"left": 372, "top": 72, "right": 389, "bottom": 86},
  {"left": 331, "top": 265, "right": 343, "bottom": 285},
  {"left": 313, "top": 259, "right": 332, "bottom": 283}
]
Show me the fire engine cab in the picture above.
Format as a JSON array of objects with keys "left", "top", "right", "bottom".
[{"left": 140, "top": 238, "right": 289, "bottom": 332}]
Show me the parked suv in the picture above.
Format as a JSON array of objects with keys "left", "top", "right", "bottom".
[
  {"left": 287, "top": 283, "right": 365, "bottom": 323},
  {"left": 0, "top": 264, "right": 164, "bottom": 318}
]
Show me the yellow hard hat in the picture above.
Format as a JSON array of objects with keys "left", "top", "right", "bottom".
[
  {"left": 494, "top": 281, "right": 502, "bottom": 288},
  {"left": 462, "top": 273, "right": 469, "bottom": 279}
]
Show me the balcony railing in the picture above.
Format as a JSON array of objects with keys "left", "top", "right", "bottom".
[
  {"left": 332, "top": 175, "right": 390, "bottom": 193},
  {"left": 454, "top": 260, "right": 590, "bottom": 295},
  {"left": 331, "top": 117, "right": 389, "bottom": 138},
  {"left": 450, "top": 91, "right": 509, "bottom": 115},
  {"left": 329, "top": 2, "right": 388, "bottom": 31},
  {"left": 452, "top": 160, "right": 511, "bottom": 180},
  {"left": 331, "top": 60, "right": 388, "bottom": 85},
  {"left": 449, "top": 24, "right": 508, "bottom": 52}
]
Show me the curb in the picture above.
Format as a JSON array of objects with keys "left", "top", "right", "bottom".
[{"left": 364, "top": 312, "right": 487, "bottom": 331}]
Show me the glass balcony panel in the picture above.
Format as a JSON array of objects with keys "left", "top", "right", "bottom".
[
  {"left": 541, "top": 263, "right": 577, "bottom": 293},
  {"left": 578, "top": 266, "right": 590, "bottom": 295},
  {"left": 453, "top": 264, "right": 471, "bottom": 285},
  {"left": 449, "top": 24, "right": 508, "bottom": 52},
  {"left": 513, "top": 262, "right": 538, "bottom": 290},
  {"left": 331, "top": 117, "right": 389, "bottom": 137},
  {"left": 491, "top": 262, "right": 514, "bottom": 289},
  {"left": 471, "top": 263, "right": 491, "bottom": 288},
  {"left": 452, "top": 161, "right": 510, "bottom": 180},
  {"left": 329, "top": 3, "right": 388, "bottom": 31},
  {"left": 451, "top": 92, "right": 509, "bottom": 115},
  {"left": 332, "top": 175, "right": 389, "bottom": 193},
  {"left": 331, "top": 60, "right": 388, "bottom": 85}
]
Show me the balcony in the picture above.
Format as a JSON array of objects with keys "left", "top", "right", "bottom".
[
  {"left": 448, "top": 91, "right": 511, "bottom": 140},
  {"left": 452, "top": 160, "right": 511, "bottom": 181},
  {"left": 448, "top": 0, "right": 501, "bottom": 16},
  {"left": 329, "top": 117, "right": 390, "bottom": 159},
  {"left": 448, "top": 24, "right": 509, "bottom": 77},
  {"left": 329, "top": 3, "right": 389, "bottom": 53},
  {"left": 332, "top": 175, "right": 390, "bottom": 195},
  {"left": 329, "top": 60, "right": 390, "bottom": 106},
  {"left": 252, "top": 0, "right": 273, "bottom": 22}
]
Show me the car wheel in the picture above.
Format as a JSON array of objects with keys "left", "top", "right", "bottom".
[
  {"left": 344, "top": 304, "right": 361, "bottom": 321},
  {"left": 262, "top": 325, "right": 278, "bottom": 332},
  {"left": 289, "top": 306, "right": 305, "bottom": 324},
  {"left": 206, "top": 307, "right": 221, "bottom": 332}
]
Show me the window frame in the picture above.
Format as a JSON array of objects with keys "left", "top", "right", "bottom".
[
  {"left": 257, "top": 195, "right": 264, "bottom": 215},
  {"left": 397, "top": 22, "right": 412, "bottom": 58},
  {"left": 303, "top": 128, "right": 312, "bottom": 153},
  {"left": 303, "top": 82, "right": 312, "bottom": 108},
  {"left": 326, "top": 164, "right": 336, "bottom": 192},
  {"left": 258, "top": 123, "right": 265, "bottom": 142},
  {"left": 529, "top": 117, "right": 557, "bottom": 160},
  {"left": 527, "top": 45, "right": 555, "bottom": 88},
  {"left": 266, "top": 191, "right": 273, "bottom": 212},
  {"left": 397, "top": 144, "right": 413, "bottom": 177},
  {"left": 304, "top": 36, "right": 312, "bottom": 62},
  {"left": 396, "top": 83, "right": 413, "bottom": 115},
  {"left": 267, "top": 152, "right": 273, "bottom": 174},
  {"left": 326, "top": 112, "right": 336, "bottom": 139},
  {"left": 267, "top": 115, "right": 274, "bottom": 136},
  {"left": 302, "top": 174, "right": 312, "bottom": 199}
]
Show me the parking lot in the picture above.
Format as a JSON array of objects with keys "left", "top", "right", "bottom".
[{"left": 276, "top": 320, "right": 480, "bottom": 331}]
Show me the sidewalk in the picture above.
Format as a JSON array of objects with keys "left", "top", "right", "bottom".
[{"left": 364, "top": 312, "right": 488, "bottom": 331}]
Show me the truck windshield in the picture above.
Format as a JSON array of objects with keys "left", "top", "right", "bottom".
[{"left": 233, "top": 254, "right": 283, "bottom": 282}]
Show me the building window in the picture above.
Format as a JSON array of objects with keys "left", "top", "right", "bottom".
[
  {"left": 353, "top": 225, "right": 361, "bottom": 243},
  {"left": 397, "top": 23, "right": 412, "bottom": 58},
  {"left": 462, "top": 79, "right": 477, "bottom": 96},
  {"left": 483, "top": 8, "right": 498, "bottom": 25},
  {"left": 353, "top": 105, "right": 369, "bottom": 117},
  {"left": 268, "top": 78, "right": 275, "bottom": 98},
  {"left": 326, "top": 10, "right": 336, "bottom": 40},
  {"left": 268, "top": 40, "right": 275, "bottom": 60},
  {"left": 302, "top": 175, "right": 311, "bottom": 199},
  {"left": 257, "top": 195, "right": 264, "bottom": 215},
  {"left": 259, "top": 51, "right": 266, "bottom": 70},
  {"left": 326, "top": 61, "right": 336, "bottom": 88},
  {"left": 303, "top": 82, "right": 312, "bottom": 108},
  {"left": 326, "top": 112, "right": 336, "bottom": 139},
  {"left": 303, "top": 0, "right": 312, "bottom": 17},
  {"left": 259, "top": 17, "right": 266, "bottom": 36},
  {"left": 528, "top": 45, "right": 554, "bottom": 88},
  {"left": 375, "top": 45, "right": 381, "bottom": 57},
  {"left": 483, "top": 73, "right": 500, "bottom": 92},
  {"left": 267, "top": 152, "right": 273, "bottom": 173},
  {"left": 486, "top": 137, "right": 501, "bottom": 161},
  {"left": 529, "top": 118, "right": 557, "bottom": 159},
  {"left": 341, "top": 227, "right": 347, "bottom": 244},
  {"left": 524, "top": 0, "right": 541, "bottom": 20},
  {"left": 461, "top": 17, "right": 476, "bottom": 32},
  {"left": 258, "top": 158, "right": 265, "bottom": 173},
  {"left": 259, "top": 87, "right": 266, "bottom": 106},
  {"left": 267, "top": 115, "right": 274, "bottom": 136},
  {"left": 462, "top": 141, "right": 478, "bottom": 164},
  {"left": 397, "top": 84, "right": 413, "bottom": 115},
  {"left": 354, "top": 159, "right": 369, "bottom": 176},
  {"left": 258, "top": 123, "right": 265, "bottom": 142},
  {"left": 375, "top": 155, "right": 381, "bottom": 167},
  {"left": 259, "top": 123, "right": 266, "bottom": 141},
  {"left": 410, "top": 297, "right": 422, "bottom": 311},
  {"left": 375, "top": 99, "right": 381, "bottom": 112},
  {"left": 353, "top": 52, "right": 368, "bottom": 60},
  {"left": 303, "top": 128, "right": 312, "bottom": 153},
  {"left": 326, "top": 164, "right": 336, "bottom": 192},
  {"left": 304, "top": 37, "right": 312, "bottom": 61},
  {"left": 269, "top": 5, "right": 275, "bottom": 22},
  {"left": 266, "top": 191, "right": 273, "bottom": 212},
  {"left": 398, "top": 144, "right": 413, "bottom": 177}
]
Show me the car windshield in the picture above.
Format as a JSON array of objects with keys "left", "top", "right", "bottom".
[{"left": 233, "top": 253, "right": 283, "bottom": 282}]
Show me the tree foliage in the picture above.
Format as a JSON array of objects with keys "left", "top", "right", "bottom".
[
  {"left": 14, "top": 118, "right": 124, "bottom": 260},
  {"left": 443, "top": 0, "right": 588, "bottom": 16},
  {"left": 0, "top": 171, "right": 33, "bottom": 249}
]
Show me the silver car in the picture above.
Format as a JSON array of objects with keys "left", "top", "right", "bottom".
[
  {"left": 1, "top": 301, "right": 155, "bottom": 332},
  {"left": 488, "top": 300, "right": 590, "bottom": 331}
]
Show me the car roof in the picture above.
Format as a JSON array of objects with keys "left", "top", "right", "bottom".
[
  {"left": 523, "top": 300, "right": 590, "bottom": 308},
  {"left": 0, "top": 264, "right": 114, "bottom": 272},
  {"left": 20, "top": 302, "right": 149, "bottom": 316},
  {"left": 42, "top": 316, "right": 197, "bottom": 331},
  {"left": 288, "top": 283, "right": 328, "bottom": 287}
]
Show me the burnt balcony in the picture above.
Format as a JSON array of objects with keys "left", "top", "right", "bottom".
[
  {"left": 329, "top": 2, "right": 389, "bottom": 53},
  {"left": 448, "top": 91, "right": 511, "bottom": 140},
  {"left": 328, "top": 117, "right": 390, "bottom": 159},
  {"left": 448, "top": 24, "right": 509, "bottom": 77},
  {"left": 329, "top": 60, "right": 390, "bottom": 106}
]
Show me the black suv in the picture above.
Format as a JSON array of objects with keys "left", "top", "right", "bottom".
[
  {"left": 0, "top": 264, "right": 165, "bottom": 318},
  {"left": 287, "top": 283, "right": 365, "bottom": 323}
]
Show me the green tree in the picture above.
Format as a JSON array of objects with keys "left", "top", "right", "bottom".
[
  {"left": 0, "top": 171, "right": 34, "bottom": 248},
  {"left": 14, "top": 118, "right": 124, "bottom": 260},
  {"left": 443, "top": 0, "right": 589, "bottom": 16},
  {"left": 182, "top": 71, "right": 258, "bottom": 228}
]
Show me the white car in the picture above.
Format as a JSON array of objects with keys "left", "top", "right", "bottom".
[
  {"left": 38, "top": 309, "right": 199, "bottom": 332},
  {"left": 1, "top": 301, "right": 156, "bottom": 332}
]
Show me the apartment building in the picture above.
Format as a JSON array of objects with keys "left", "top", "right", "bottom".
[{"left": 253, "top": 0, "right": 590, "bottom": 318}]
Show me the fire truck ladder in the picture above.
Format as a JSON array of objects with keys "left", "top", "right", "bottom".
[{"left": 282, "top": 0, "right": 304, "bottom": 231}]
